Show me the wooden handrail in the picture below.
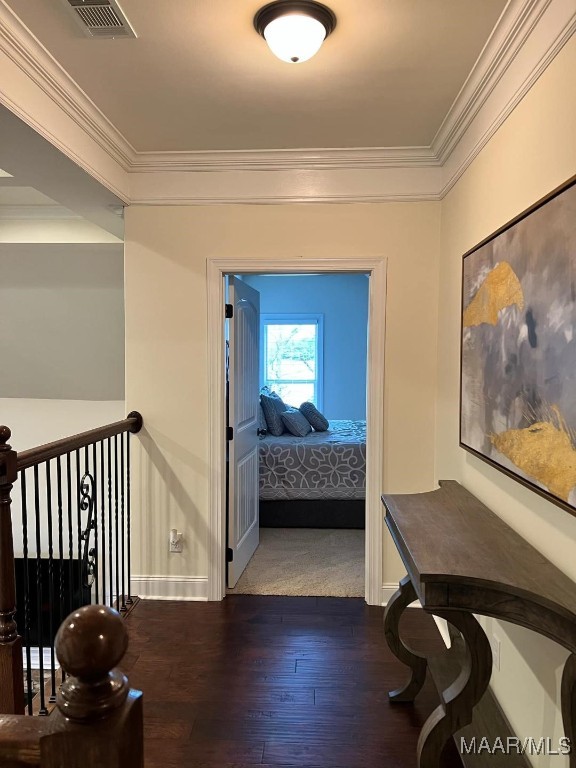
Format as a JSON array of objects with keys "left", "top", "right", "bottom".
[
  {"left": 0, "top": 605, "right": 143, "bottom": 767},
  {"left": 17, "top": 411, "right": 143, "bottom": 471}
]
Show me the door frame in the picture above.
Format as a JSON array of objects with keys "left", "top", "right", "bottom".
[{"left": 207, "top": 258, "right": 387, "bottom": 605}]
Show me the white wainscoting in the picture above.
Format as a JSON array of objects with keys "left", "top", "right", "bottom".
[{"left": 131, "top": 575, "right": 208, "bottom": 601}]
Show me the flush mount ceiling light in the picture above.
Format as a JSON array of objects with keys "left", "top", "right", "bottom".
[{"left": 254, "top": 1, "right": 337, "bottom": 64}]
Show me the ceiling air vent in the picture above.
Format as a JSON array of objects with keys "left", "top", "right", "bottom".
[{"left": 64, "top": 0, "right": 137, "bottom": 38}]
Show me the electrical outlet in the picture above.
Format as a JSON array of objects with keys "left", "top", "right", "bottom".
[
  {"left": 490, "top": 633, "right": 501, "bottom": 670},
  {"left": 169, "top": 529, "right": 183, "bottom": 553}
]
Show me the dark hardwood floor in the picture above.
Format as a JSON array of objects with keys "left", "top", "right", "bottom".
[{"left": 122, "top": 596, "right": 462, "bottom": 768}]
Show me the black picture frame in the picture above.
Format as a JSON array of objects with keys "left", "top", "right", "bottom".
[{"left": 460, "top": 174, "right": 576, "bottom": 516}]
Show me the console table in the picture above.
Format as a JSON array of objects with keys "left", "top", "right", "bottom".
[{"left": 382, "top": 480, "right": 576, "bottom": 768}]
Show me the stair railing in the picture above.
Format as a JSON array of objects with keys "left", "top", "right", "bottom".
[{"left": 0, "top": 412, "right": 143, "bottom": 715}]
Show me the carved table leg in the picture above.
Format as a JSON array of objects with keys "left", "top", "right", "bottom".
[
  {"left": 384, "top": 575, "right": 427, "bottom": 702},
  {"left": 417, "top": 610, "right": 492, "bottom": 768},
  {"left": 561, "top": 653, "right": 576, "bottom": 768}
]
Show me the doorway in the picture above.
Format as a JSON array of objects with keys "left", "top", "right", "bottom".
[
  {"left": 226, "top": 272, "right": 369, "bottom": 597},
  {"left": 207, "top": 258, "right": 387, "bottom": 605}
]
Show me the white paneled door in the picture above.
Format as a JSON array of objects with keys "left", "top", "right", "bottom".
[{"left": 227, "top": 277, "right": 260, "bottom": 587}]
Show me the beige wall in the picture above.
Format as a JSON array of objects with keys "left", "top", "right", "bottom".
[
  {"left": 124, "top": 202, "right": 440, "bottom": 588},
  {"left": 437, "top": 35, "right": 576, "bottom": 766}
]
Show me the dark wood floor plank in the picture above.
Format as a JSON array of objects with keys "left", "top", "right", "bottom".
[
  {"left": 124, "top": 595, "right": 461, "bottom": 768},
  {"left": 145, "top": 738, "right": 264, "bottom": 766}
]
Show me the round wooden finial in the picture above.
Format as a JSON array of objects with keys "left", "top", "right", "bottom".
[
  {"left": 56, "top": 605, "right": 129, "bottom": 721},
  {"left": 0, "top": 426, "right": 11, "bottom": 446},
  {"left": 56, "top": 605, "right": 128, "bottom": 678}
]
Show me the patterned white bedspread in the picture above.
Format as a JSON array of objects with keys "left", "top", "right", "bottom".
[{"left": 259, "top": 420, "right": 366, "bottom": 500}]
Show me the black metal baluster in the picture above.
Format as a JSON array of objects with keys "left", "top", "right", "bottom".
[
  {"left": 56, "top": 456, "right": 65, "bottom": 684},
  {"left": 66, "top": 453, "right": 73, "bottom": 618},
  {"left": 83, "top": 445, "right": 90, "bottom": 606},
  {"left": 108, "top": 437, "right": 113, "bottom": 607},
  {"left": 45, "top": 461, "right": 56, "bottom": 703},
  {"left": 126, "top": 432, "right": 132, "bottom": 605},
  {"left": 20, "top": 471, "right": 33, "bottom": 715},
  {"left": 76, "top": 450, "right": 82, "bottom": 608},
  {"left": 92, "top": 442, "right": 99, "bottom": 605},
  {"left": 114, "top": 435, "right": 119, "bottom": 612},
  {"left": 33, "top": 465, "right": 48, "bottom": 716},
  {"left": 100, "top": 440, "right": 106, "bottom": 608},
  {"left": 79, "top": 445, "right": 96, "bottom": 607},
  {"left": 120, "top": 432, "right": 126, "bottom": 611}
]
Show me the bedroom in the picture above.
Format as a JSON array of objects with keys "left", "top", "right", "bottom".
[{"left": 225, "top": 272, "right": 369, "bottom": 597}]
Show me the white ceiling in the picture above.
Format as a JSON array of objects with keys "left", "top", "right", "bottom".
[{"left": 4, "top": 0, "right": 507, "bottom": 152}]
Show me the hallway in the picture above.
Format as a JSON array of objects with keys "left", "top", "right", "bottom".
[{"left": 122, "top": 595, "right": 461, "bottom": 767}]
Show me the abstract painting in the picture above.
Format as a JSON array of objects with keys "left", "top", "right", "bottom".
[{"left": 460, "top": 177, "right": 576, "bottom": 515}]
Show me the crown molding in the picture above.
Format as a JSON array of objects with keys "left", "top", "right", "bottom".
[
  {"left": 130, "top": 192, "right": 442, "bottom": 206},
  {"left": 0, "top": 0, "right": 134, "bottom": 170},
  {"left": 0, "top": 87, "right": 130, "bottom": 204},
  {"left": 440, "top": 0, "right": 576, "bottom": 197},
  {"left": 432, "top": 0, "right": 552, "bottom": 164},
  {"left": 127, "top": 163, "right": 443, "bottom": 205},
  {"left": 0, "top": 0, "right": 435, "bottom": 176},
  {"left": 0, "top": 0, "right": 545, "bottom": 177},
  {"left": 0, "top": 0, "right": 574, "bottom": 205},
  {"left": 129, "top": 146, "right": 438, "bottom": 173}
]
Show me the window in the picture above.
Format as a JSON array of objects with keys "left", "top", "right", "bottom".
[{"left": 262, "top": 314, "right": 323, "bottom": 409}]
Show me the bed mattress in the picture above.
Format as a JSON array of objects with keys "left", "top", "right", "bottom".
[{"left": 259, "top": 419, "right": 366, "bottom": 501}]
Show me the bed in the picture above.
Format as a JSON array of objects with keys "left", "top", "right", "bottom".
[{"left": 258, "top": 419, "right": 366, "bottom": 528}]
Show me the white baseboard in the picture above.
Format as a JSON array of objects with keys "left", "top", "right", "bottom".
[
  {"left": 131, "top": 575, "right": 208, "bottom": 601},
  {"left": 381, "top": 582, "right": 419, "bottom": 607},
  {"left": 381, "top": 582, "right": 451, "bottom": 648}
]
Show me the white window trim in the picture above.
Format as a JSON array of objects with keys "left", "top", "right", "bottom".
[{"left": 261, "top": 313, "right": 324, "bottom": 411}]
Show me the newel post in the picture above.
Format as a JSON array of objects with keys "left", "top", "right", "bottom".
[
  {"left": 41, "top": 605, "right": 144, "bottom": 768},
  {"left": 0, "top": 426, "right": 25, "bottom": 715}
]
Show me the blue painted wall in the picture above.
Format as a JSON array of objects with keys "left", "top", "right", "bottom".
[{"left": 242, "top": 273, "right": 368, "bottom": 420}]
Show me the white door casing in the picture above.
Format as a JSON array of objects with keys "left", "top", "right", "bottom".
[
  {"left": 207, "top": 258, "right": 387, "bottom": 604},
  {"left": 227, "top": 277, "right": 260, "bottom": 587}
]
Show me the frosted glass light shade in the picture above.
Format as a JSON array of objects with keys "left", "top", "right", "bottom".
[
  {"left": 254, "top": 2, "right": 336, "bottom": 65},
  {"left": 263, "top": 13, "right": 326, "bottom": 63}
]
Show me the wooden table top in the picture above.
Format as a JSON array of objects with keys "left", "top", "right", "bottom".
[{"left": 382, "top": 481, "right": 576, "bottom": 647}]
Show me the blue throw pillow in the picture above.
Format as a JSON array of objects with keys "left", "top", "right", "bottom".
[
  {"left": 260, "top": 392, "right": 288, "bottom": 436},
  {"left": 281, "top": 408, "right": 312, "bottom": 437},
  {"left": 299, "top": 402, "right": 329, "bottom": 432},
  {"left": 258, "top": 404, "right": 268, "bottom": 434}
]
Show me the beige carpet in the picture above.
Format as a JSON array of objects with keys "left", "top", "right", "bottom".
[{"left": 228, "top": 528, "right": 364, "bottom": 597}]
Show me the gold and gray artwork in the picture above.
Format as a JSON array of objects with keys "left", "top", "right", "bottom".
[{"left": 461, "top": 182, "right": 576, "bottom": 508}]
